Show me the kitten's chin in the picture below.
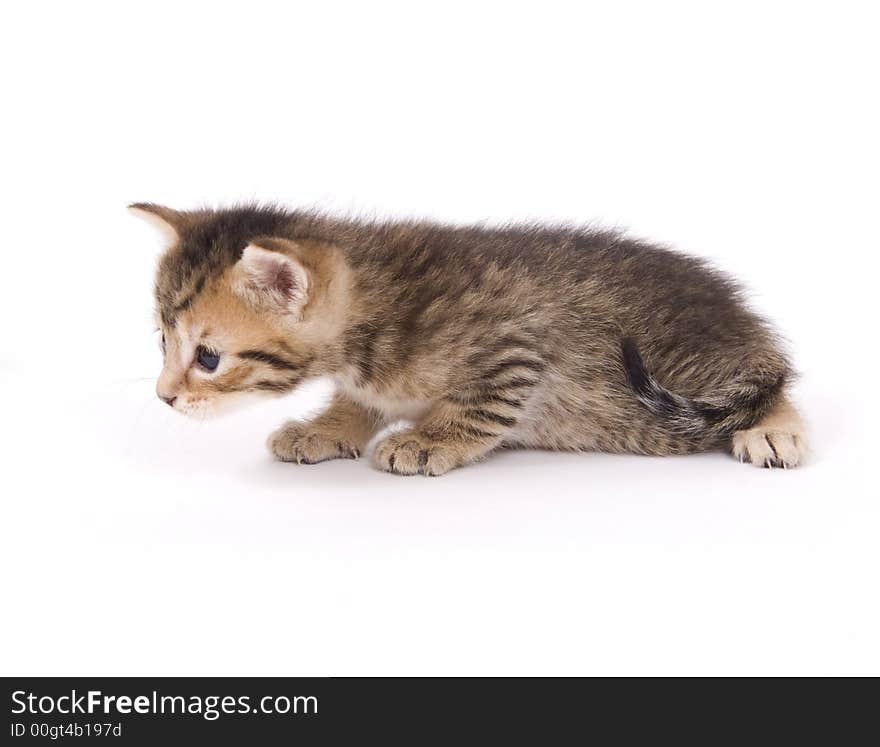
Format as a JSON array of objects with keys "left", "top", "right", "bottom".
[{"left": 176, "top": 391, "right": 263, "bottom": 420}]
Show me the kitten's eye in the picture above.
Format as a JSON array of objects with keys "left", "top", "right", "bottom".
[
  {"left": 160, "top": 333, "right": 166, "bottom": 355},
  {"left": 196, "top": 346, "right": 220, "bottom": 372}
]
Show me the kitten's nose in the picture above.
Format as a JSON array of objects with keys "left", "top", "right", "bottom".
[{"left": 159, "top": 394, "right": 177, "bottom": 407}]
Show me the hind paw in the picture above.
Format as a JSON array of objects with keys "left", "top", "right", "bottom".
[
  {"left": 732, "top": 427, "right": 807, "bottom": 469},
  {"left": 731, "top": 397, "right": 808, "bottom": 469}
]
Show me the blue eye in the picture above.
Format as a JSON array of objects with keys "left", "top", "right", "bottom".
[{"left": 196, "top": 346, "right": 220, "bottom": 372}]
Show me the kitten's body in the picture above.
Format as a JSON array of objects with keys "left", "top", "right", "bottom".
[{"left": 137, "top": 203, "right": 806, "bottom": 474}]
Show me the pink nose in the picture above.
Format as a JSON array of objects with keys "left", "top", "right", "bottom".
[{"left": 159, "top": 394, "right": 177, "bottom": 407}]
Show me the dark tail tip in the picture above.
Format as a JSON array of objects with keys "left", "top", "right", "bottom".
[{"left": 621, "top": 336, "right": 651, "bottom": 397}]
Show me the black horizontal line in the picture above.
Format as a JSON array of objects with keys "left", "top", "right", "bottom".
[
  {"left": 465, "top": 409, "right": 517, "bottom": 427},
  {"left": 238, "top": 350, "right": 301, "bottom": 371}
]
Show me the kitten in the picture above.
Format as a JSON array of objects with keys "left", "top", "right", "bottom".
[{"left": 132, "top": 203, "right": 807, "bottom": 475}]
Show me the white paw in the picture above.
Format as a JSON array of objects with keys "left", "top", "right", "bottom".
[{"left": 732, "top": 426, "right": 807, "bottom": 469}]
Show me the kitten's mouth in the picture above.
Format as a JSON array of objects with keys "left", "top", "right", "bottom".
[
  {"left": 170, "top": 396, "right": 212, "bottom": 419},
  {"left": 173, "top": 391, "right": 266, "bottom": 420}
]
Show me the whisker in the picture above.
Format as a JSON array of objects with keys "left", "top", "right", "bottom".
[{"left": 121, "top": 392, "right": 154, "bottom": 458}]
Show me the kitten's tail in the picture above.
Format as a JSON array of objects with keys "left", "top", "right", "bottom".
[{"left": 620, "top": 337, "right": 786, "bottom": 439}]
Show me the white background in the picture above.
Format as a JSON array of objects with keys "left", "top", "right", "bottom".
[{"left": 1, "top": 1, "right": 877, "bottom": 675}]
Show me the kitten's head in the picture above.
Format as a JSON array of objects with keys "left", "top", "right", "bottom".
[{"left": 131, "top": 203, "right": 340, "bottom": 418}]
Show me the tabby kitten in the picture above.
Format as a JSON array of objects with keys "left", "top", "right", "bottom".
[{"left": 132, "top": 203, "right": 806, "bottom": 475}]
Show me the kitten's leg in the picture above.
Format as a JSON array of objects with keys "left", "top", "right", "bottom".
[
  {"left": 373, "top": 381, "right": 537, "bottom": 476},
  {"left": 268, "top": 393, "right": 382, "bottom": 465},
  {"left": 731, "top": 396, "right": 808, "bottom": 468}
]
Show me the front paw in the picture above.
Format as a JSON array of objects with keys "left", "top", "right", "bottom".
[
  {"left": 372, "top": 431, "right": 461, "bottom": 476},
  {"left": 268, "top": 421, "right": 360, "bottom": 464}
]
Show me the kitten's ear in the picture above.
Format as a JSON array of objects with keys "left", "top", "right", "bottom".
[
  {"left": 233, "top": 238, "right": 310, "bottom": 316},
  {"left": 128, "top": 202, "right": 192, "bottom": 244}
]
